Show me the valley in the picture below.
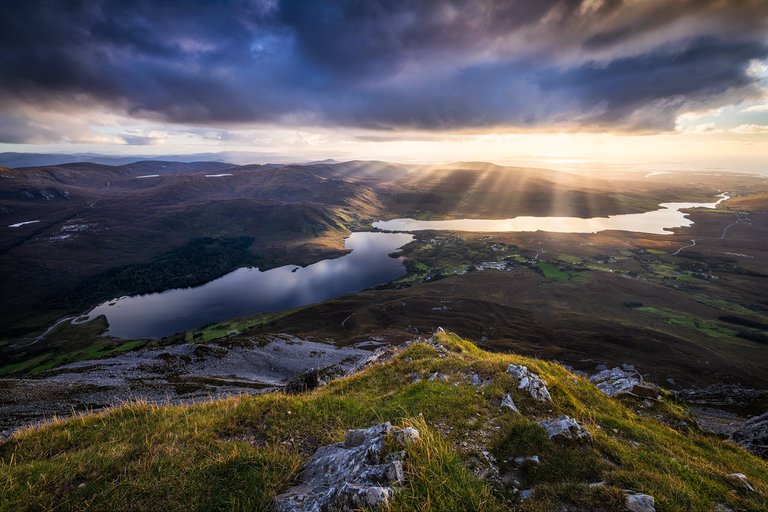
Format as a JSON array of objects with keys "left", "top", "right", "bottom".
[
  {"left": 4, "top": 3, "right": 768, "bottom": 509},
  {"left": 2, "top": 159, "right": 768, "bottom": 439}
]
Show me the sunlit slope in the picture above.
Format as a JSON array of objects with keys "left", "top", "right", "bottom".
[{"left": 2, "top": 331, "right": 766, "bottom": 511}]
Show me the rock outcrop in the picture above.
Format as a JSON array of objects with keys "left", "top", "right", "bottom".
[
  {"left": 731, "top": 411, "right": 768, "bottom": 458},
  {"left": 0, "top": 336, "right": 370, "bottom": 438},
  {"left": 274, "top": 422, "right": 419, "bottom": 511},
  {"left": 347, "top": 345, "right": 400, "bottom": 375},
  {"left": 507, "top": 364, "right": 552, "bottom": 402},
  {"left": 590, "top": 367, "right": 659, "bottom": 398},
  {"left": 539, "top": 415, "right": 591, "bottom": 441}
]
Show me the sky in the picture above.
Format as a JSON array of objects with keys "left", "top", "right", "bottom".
[{"left": 1, "top": 0, "right": 767, "bottom": 172}]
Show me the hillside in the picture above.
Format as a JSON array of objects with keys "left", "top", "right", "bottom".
[
  {"left": 0, "top": 162, "right": 381, "bottom": 338},
  {"left": 1, "top": 330, "right": 766, "bottom": 512}
]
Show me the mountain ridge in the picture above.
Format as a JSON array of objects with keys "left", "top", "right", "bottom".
[{"left": 1, "top": 330, "right": 765, "bottom": 511}]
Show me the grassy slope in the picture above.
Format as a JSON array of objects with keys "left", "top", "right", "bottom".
[
  {"left": 0, "top": 316, "right": 144, "bottom": 377},
  {"left": 0, "top": 309, "right": 287, "bottom": 378},
  {"left": 1, "top": 331, "right": 766, "bottom": 511}
]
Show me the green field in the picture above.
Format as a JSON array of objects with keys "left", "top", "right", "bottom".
[{"left": 635, "top": 306, "right": 739, "bottom": 338}]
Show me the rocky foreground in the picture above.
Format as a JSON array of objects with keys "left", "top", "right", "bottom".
[
  {"left": 0, "top": 335, "right": 373, "bottom": 438},
  {"left": 1, "top": 329, "right": 766, "bottom": 511}
]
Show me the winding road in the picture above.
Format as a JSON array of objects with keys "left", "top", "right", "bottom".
[{"left": 671, "top": 215, "right": 743, "bottom": 256}]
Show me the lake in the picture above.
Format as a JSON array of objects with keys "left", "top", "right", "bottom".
[
  {"left": 85, "top": 231, "right": 414, "bottom": 339},
  {"left": 83, "top": 195, "right": 726, "bottom": 339},
  {"left": 372, "top": 195, "right": 728, "bottom": 235}
]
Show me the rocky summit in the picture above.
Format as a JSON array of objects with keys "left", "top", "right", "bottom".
[{"left": 0, "top": 330, "right": 766, "bottom": 512}]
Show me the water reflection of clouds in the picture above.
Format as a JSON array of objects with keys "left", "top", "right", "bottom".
[{"left": 87, "top": 232, "right": 413, "bottom": 339}]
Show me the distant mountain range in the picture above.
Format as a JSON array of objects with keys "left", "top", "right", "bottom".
[{"left": 0, "top": 151, "right": 330, "bottom": 168}]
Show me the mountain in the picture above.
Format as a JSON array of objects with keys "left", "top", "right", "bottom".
[
  {"left": 1, "top": 330, "right": 765, "bottom": 511},
  {"left": 0, "top": 151, "right": 321, "bottom": 168},
  {"left": 0, "top": 152, "right": 236, "bottom": 168},
  {"left": 0, "top": 161, "right": 381, "bottom": 338},
  {"left": 3, "top": 159, "right": 768, "bottom": 394}
]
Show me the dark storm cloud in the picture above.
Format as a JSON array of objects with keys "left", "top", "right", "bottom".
[{"left": 0, "top": 0, "right": 767, "bottom": 140}]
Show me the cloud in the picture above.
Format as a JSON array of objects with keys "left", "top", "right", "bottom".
[
  {"left": 119, "top": 130, "right": 169, "bottom": 145},
  {"left": 0, "top": 0, "right": 767, "bottom": 142},
  {"left": 678, "top": 122, "right": 721, "bottom": 134},
  {"left": 0, "top": 103, "right": 126, "bottom": 144},
  {"left": 730, "top": 124, "right": 768, "bottom": 134},
  {"left": 742, "top": 104, "right": 768, "bottom": 113}
]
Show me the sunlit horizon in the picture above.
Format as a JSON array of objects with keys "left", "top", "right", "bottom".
[{"left": 1, "top": 1, "right": 766, "bottom": 174}]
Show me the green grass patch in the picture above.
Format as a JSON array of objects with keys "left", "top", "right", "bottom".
[
  {"left": 391, "top": 260, "right": 433, "bottom": 287},
  {"left": 636, "top": 307, "right": 739, "bottom": 338},
  {"left": 536, "top": 262, "right": 584, "bottom": 282},
  {"left": 695, "top": 296, "right": 768, "bottom": 320},
  {"left": 0, "top": 352, "right": 56, "bottom": 377},
  {"left": 184, "top": 312, "right": 284, "bottom": 343},
  {"left": 537, "top": 262, "right": 569, "bottom": 280},
  {"left": 585, "top": 263, "right": 613, "bottom": 273},
  {"left": 645, "top": 262, "right": 680, "bottom": 278},
  {"left": 0, "top": 316, "right": 150, "bottom": 376},
  {"left": 556, "top": 254, "right": 582, "bottom": 265}
]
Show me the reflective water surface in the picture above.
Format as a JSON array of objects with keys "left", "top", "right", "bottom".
[
  {"left": 86, "top": 232, "right": 414, "bottom": 339},
  {"left": 86, "top": 195, "right": 726, "bottom": 339},
  {"left": 373, "top": 196, "right": 728, "bottom": 235}
]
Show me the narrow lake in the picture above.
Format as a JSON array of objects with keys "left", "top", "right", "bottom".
[
  {"left": 86, "top": 232, "right": 414, "bottom": 339},
  {"left": 373, "top": 195, "right": 728, "bottom": 235}
]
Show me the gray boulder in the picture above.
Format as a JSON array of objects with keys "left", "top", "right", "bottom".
[
  {"left": 471, "top": 372, "right": 492, "bottom": 387},
  {"left": 274, "top": 422, "right": 419, "bottom": 511},
  {"left": 501, "top": 393, "right": 519, "bottom": 413},
  {"left": 625, "top": 493, "right": 656, "bottom": 512},
  {"left": 590, "top": 367, "right": 659, "bottom": 398},
  {"left": 507, "top": 364, "right": 552, "bottom": 402},
  {"left": 539, "top": 415, "right": 591, "bottom": 441}
]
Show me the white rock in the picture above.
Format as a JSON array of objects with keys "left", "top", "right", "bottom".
[
  {"left": 539, "top": 415, "right": 591, "bottom": 441},
  {"left": 625, "top": 493, "right": 656, "bottom": 512},
  {"left": 590, "top": 367, "right": 659, "bottom": 398},
  {"left": 726, "top": 473, "right": 755, "bottom": 492},
  {"left": 391, "top": 425, "right": 420, "bottom": 445},
  {"left": 507, "top": 364, "right": 552, "bottom": 402},
  {"left": 501, "top": 393, "right": 520, "bottom": 413},
  {"left": 274, "top": 422, "right": 418, "bottom": 511}
]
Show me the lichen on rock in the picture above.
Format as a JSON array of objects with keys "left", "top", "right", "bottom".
[{"left": 274, "top": 422, "right": 419, "bottom": 511}]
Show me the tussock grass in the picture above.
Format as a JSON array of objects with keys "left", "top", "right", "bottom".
[
  {"left": 390, "top": 417, "right": 507, "bottom": 512},
  {"left": 1, "top": 331, "right": 767, "bottom": 511}
]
